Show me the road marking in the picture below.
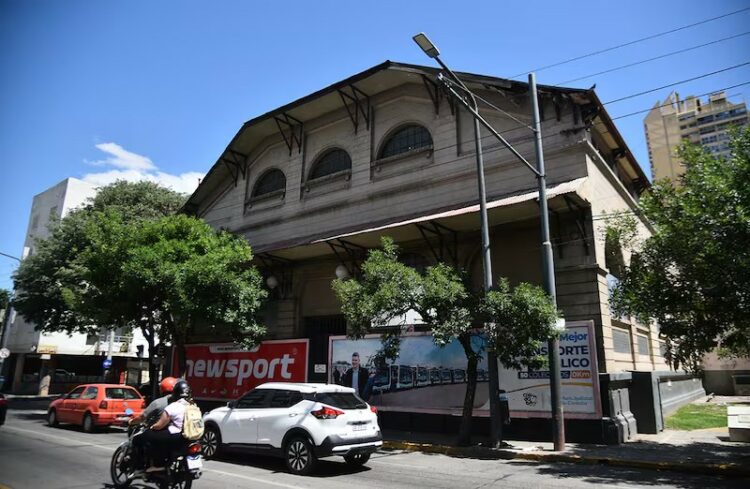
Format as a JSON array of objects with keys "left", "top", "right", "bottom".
[
  {"left": 2, "top": 426, "right": 115, "bottom": 452},
  {"left": 203, "top": 468, "right": 304, "bottom": 488}
]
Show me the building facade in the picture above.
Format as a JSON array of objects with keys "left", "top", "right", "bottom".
[
  {"left": 2, "top": 178, "right": 153, "bottom": 394},
  {"left": 184, "top": 62, "right": 702, "bottom": 440},
  {"left": 644, "top": 91, "right": 748, "bottom": 182}
]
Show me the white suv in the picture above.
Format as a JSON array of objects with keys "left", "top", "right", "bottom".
[{"left": 200, "top": 382, "right": 382, "bottom": 475}]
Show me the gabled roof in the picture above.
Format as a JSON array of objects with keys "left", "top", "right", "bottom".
[{"left": 184, "top": 61, "right": 648, "bottom": 212}]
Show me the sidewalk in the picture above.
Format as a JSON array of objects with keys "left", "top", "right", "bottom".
[
  {"left": 382, "top": 426, "right": 750, "bottom": 478},
  {"left": 3, "top": 394, "right": 59, "bottom": 411}
]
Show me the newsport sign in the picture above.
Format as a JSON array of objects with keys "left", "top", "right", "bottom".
[{"left": 177, "top": 339, "right": 309, "bottom": 401}]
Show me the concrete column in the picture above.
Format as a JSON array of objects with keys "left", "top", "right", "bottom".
[{"left": 11, "top": 353, "right": 25, "bottom": 392}]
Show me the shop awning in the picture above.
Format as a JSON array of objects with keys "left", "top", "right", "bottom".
[{"left": 255, "top": 177, "right": 589, "bottom": 261}]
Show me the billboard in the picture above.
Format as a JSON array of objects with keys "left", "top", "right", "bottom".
[
  {"left": 328, "top": 320, "right": 601, "bottom": 419},
  {"left": 178, "top": 339, "right": 309, "bottom": 401},
  {"left": 498, "top": 320, "right": 602, "bottom": 419}
]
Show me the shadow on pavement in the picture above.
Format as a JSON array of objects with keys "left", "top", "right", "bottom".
[
  {"left": 563, "top": 439, "right": 750, "bottom": 468},
  {"left": 523, "top": 459, "right": 747, "bottom": 489},
  {"left": 212, "top": 447, "right": 371, "bottom": 478}
]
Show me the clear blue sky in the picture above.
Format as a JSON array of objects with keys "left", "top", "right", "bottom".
[{"left": 1, "top": 0, "right": 749, "bottom": 291}]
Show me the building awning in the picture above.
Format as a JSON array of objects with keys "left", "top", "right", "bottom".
[{"left": 256, "top": 177, "right": 589, "bottom": 261}]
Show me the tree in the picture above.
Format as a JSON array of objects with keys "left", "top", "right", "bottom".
[
  {"left": 333, "top": 237, "right": 558, "bottom": 445},
  {"left": 115, "top": 214, "right": 267, "bottom": 374},
  {"left": 611, "top": 128, "right": 750, "bottom": 370},
  {"left": 0, "top": 288, "right": 10, "bottom": 313}
]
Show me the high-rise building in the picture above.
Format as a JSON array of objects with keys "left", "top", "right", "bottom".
[{"left": 644, "top": 91, "right": 748, "bottom": 182}]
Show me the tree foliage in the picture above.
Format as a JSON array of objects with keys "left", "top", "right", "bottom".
[
  {"left": 333, "top": 237, "right": 558, "bottom": 444},
  {"left": 611, "top": 128, "right": 750, "bottom": 369},
  {"left": 12, "top": 181, "right": 267, "bottom": 378}
]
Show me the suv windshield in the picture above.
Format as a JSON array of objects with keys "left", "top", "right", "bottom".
[{"left": 311, "top": 392, "right": 367, "bottom": 410}]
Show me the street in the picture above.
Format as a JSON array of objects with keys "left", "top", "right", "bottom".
[{"left": 0, "top": 410, "right": 745, "bottom": 489}]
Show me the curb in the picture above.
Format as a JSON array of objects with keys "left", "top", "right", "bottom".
[{"left": 382, "top": 440, "right": 750, "bottom": 478}]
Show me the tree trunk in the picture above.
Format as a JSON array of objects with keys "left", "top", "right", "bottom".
[
  {"left": 456, "top": 334, "right": 478, "bottom": 446},
  {"left": 142, "top": 323, "right": 158, "bottom": 402}
]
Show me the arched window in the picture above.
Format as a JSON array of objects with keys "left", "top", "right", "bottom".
[
  {"left": 309, "top": 149, "right": 351, "bottom": 180},
  {"left": 252, "top": 169, "right": 286, "bottom": 198},
  {"left": 379, "top": 124, "right": 433, "bottom": 159}
]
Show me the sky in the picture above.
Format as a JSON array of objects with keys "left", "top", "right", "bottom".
[{"left": 1, "top": 0, "right": 749, "bottom": 291}]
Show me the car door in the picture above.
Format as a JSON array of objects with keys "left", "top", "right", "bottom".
[
  {"left": 58, "top": 386, "right": 86, "bottom": 423},
  {"left": 77, "top": 386, "right": 99, "bottom": 423},
  {"left": 256, "top": 389, "right": 304, "bottom": 448},
  {"left": 221, "top": 389, "right": 271, "bottom": 445}
]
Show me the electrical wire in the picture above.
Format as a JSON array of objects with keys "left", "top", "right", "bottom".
[
  {"left": 604, "top": 61, "right": 750, "bottom": 104},
  {"left": 507, "top": 6, "right": 750, "bottom": 79},
  {"left": 555, "top": 31, "right": 750, "bottom": 86}
]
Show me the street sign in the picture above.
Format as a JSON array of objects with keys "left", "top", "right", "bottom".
[
  {"left": 0, "top": 347, "right": 9, "bottom": 359},
  {"left": 102, "top": 358, "right": 112, "bottom": 369}
]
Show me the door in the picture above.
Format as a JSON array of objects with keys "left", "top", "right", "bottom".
[
  {"left": 58, "top": 386, "right": 86, "bottom": 423},
  {"left": 304, "top": 315, "right": 346, "bottom": 383},
  {"left": 222, "top": 389, "right": 271, "bottom": 445},
  {"left": 256, "top": 389, "right": 304, "bottom": 447}
]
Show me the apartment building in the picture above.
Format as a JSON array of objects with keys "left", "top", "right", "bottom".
[{"left": 644, "top": 91, "right": 748, "bottom": 182}]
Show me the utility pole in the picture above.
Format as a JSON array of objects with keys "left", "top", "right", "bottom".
[
  {"left": 414, "top": 33, "right": 566, "bottom": 450},
  {"left": 530, "top": 73, "right": 565, "bottom": 451}
]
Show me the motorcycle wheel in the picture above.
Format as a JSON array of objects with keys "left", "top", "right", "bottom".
[{"left": 110, "top": 444, "right": 134, "bottom": 488}]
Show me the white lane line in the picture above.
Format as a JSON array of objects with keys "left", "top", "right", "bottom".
[
  {"left": 204, "top": 468, "right": 305, "bottom": 489},
  {"left": 2, "top": 426, "right": 116, "bottom": 452}
]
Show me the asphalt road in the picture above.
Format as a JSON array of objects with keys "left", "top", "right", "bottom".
[{"left": 0, "top": 410, "right": 745, "bottom": 489}]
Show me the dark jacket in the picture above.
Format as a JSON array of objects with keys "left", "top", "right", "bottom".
[{"left": 342, "top": 367, "right": 369, "bottom": 396}]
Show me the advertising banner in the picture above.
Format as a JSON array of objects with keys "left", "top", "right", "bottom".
[
  {"left": 498, "top": 320, "right": 602, "bottom": 419},
  {"left": 178, "top": 339, "right": 309, "bottom": 401},
  {"left": 329, "top": 320, "right": 601, "bottom": 419}
]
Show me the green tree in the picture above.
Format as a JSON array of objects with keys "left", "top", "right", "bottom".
[
  {"left": 116, "top": 214, "right": 267, "bottom": 374},
  {"left": 333, "top": 237, "right": 558, "bottom": 445},
  {"left": 611, "top": 128, "right": 750, "bottom": 370},
  {"left": 0, "top": 288, "right": 10, "bottom": 313}
]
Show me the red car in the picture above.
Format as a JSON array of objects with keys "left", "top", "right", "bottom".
[{"left": 48, "top": 384, "right": 145, "bottom": 432}]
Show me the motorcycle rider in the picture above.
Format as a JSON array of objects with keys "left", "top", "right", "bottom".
[
  {"left": 130, "top": 376, "right": 178, "bottom": 426},
  {"left": 133, "top": 379, "right": 193, "bottom": 472}
]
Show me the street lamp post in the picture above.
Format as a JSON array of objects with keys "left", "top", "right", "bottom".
[
  {"left": 413, "top": 33, "right": 565, "bottom": 450},
  {"left": 413, "top": 32, "right": 501, "bottom": 447}
]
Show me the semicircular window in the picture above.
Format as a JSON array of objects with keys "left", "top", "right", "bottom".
[
  {"left": 252, "top": 169, "right": 286, "bottom": 198},
  {"left": 379, "top": 124, "right": 433, "bottom": 159},
  {"left": 309, "top": 149, "right": 351, "bottom": 180}
]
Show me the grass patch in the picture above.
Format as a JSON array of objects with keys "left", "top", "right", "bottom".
[{"left": 664, "top": 403, "right": 727, "bottom": 430}]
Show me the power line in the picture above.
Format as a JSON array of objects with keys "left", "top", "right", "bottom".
[
  {"left": 556, "top": 31, "right": 750, "bottom": 85},
  {"left": 604, "top": 61, "right": 750, "bottom": 104},
  {"left": 508, "top": 6, "right": 750, "bottom": 79},
  {"left": 610, "top": 83, "right": 750, "bottom": 120}
]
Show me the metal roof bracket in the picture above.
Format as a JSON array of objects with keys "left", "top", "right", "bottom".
[
  {"left": 337, "top": 85, "right": 370, "bottom": 134},
  {"left": 274, "top": 113, "right": 304, "bottom": 156}
]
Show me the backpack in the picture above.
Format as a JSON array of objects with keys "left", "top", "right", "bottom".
[{"left": 182, "top": 402, "right": 204, "bottom": 441}]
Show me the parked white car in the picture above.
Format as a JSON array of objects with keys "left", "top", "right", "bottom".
[{"left": 200, "top": 382, "right": 382, "bottom": 475}]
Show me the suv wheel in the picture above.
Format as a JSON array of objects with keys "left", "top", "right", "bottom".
[
  {"left": 201, "top": 425, "right": 221, "bottom": 459},
  {"left": 285, "top": 436, "right": 316, "bottom": 475},
  {"left": 344, "top": 452, "right": 371, "bottom": 466}
]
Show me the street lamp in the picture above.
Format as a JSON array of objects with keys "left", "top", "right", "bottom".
[
  {"left": 413, "top": 32, "right": 565, "bottom": 451},
  {"left": 413, "top": 32, "right": 502, "bottom": 448}
]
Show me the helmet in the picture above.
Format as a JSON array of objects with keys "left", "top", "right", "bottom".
[
  {"left": 159, "top": 377, "right": 178, "bottom": 394},
  {"left": 171, "top": 380, "right": 191, "bottom": 400}
]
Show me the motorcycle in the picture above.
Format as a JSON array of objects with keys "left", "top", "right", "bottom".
[{"left": 110, "top": 409, "right": 203, "bottom": 489}]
